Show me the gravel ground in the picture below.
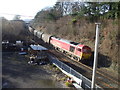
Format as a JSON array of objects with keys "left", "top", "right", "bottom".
[{"left": 2, "top": 52, "right": 68, "bottom": 88}]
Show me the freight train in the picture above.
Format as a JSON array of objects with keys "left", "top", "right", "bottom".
[{"left": 28, "top": 26, "right": 92, "bottom": 61}]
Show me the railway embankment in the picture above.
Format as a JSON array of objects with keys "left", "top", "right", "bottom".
[{"left": 32, "top": 15, "right": 119, "bottom": 75}]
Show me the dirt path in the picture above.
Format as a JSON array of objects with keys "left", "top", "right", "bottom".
[{"left": 2, "top": 52, "right": 67, "bottom": 88}]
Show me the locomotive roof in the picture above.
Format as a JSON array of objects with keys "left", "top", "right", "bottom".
[{"left": 53, "top": 37, "right": 81, "bottom": 46}]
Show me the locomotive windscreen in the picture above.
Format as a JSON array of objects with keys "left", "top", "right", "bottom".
[{"left": 82, "top": 46, "right": 91, "bottom": 53}]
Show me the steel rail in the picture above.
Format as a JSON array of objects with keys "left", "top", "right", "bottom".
[
  {"left": 49, "top": 50, "right": 118, "bottom": 88},
  {"left": 56, "top": 50, "right": 119, "bottom": 86},
  {"left": 29, "top": 34, "right": 119, "bottom": 88}
]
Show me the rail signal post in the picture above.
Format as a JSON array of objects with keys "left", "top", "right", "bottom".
[{"left": 91, "top": 23, "right": 101, "bottom": 89}]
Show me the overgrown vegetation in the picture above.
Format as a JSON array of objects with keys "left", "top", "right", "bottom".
[
  {"left": 1, "top": 17, "right": 30, "bottom": 42},
  {"left": 32, "top": 2, "right": 119, "bottom": 24},
  {"left": 65, "top": 81, "right": 74, "bottom": 87},
  {"left": 31, "top": 2, "right": 119, "bottom": 72}
]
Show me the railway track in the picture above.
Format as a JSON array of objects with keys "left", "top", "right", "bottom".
[
  {"left": 48, "top": 49, "right": 119, "bottom": 88},
  {"left": 30, "top": 38, "right": 118, "bottom": 89}
]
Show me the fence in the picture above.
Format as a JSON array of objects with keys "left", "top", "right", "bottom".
[{"left": 48, "top": 54, "right": 102, "bottom": 89}]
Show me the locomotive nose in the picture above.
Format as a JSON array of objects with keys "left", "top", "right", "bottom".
[{"left": 82, "top": 54, "right": 91, "bottom": 59}]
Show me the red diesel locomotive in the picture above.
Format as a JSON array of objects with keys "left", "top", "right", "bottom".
[{"left": 50, "top": 37, "right": 92, "bottom": 61}]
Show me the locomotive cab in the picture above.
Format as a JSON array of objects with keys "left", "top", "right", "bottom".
[{"left": 81, "top": 46, "right": 92, "bottom": 59}]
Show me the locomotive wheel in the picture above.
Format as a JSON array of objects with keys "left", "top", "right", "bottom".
[
  {"left": 56, "top": 47, "right": 59, "bottom": 50},
  {"left": 74, "top": 57, "right": 78, "bottom": 60},
  {"left": 54, "top": 47, "right": 56, "bottom": 50},
  {"left": 69, "top": 54, "right": 72, "bottom": 57},
  {"left": 62, "top": 50, "right": 65, "bottom": 53}
]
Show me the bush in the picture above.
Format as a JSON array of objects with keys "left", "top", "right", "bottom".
[
  {"left": 71, "top": 18, "right": 77, "bottom": 24},
  {"left": 65, "top": 81, "right": 74, "bottom": 87}
]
